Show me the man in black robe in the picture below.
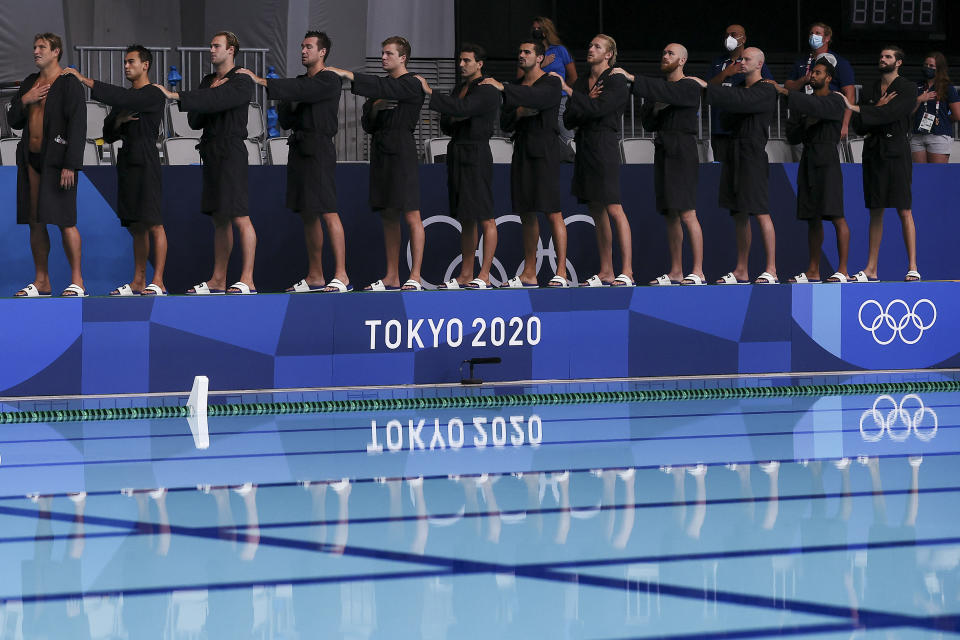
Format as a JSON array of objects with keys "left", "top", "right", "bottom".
[
  {"left": 327, "top": 36, "right": 425, "bottom": 291},
  {"left": 9, "top": 33, "right": 86, "bottom": 297},
  {"left": 557, "top": 34, "right": 632, "bottom": 287},
  {"left": 65, "top": 45, "right": 168, "bottom": 296},
  {"left": 157, "top": 31, "right": 257, "bottom": 294},
  {"left": 838, "top": 46, "right": 919, "bottom": 281},
  {"left": 614, "top": 43, "right": 706, "bottom": 286},
  {"left": 481, "top": 41, "right": 567, "bottom": 288},
  {"left": 417, "top": 43, "right": 501, "bottom": 289},
  {"left": 770, "top": 60, "right": 850, "bottom": 283},
  {"left": 702, "top": 47, "right": 779, "bottom": 284},
  {"left": 239, "top": 31, "right": 350, "bottom": 293}
]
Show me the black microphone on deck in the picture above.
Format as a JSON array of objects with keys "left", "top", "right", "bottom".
[{"left": 460, "top": 357, "right": 502, "bottom": 385}]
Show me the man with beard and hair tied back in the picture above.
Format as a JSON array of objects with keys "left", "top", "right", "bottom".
[
  {"left": 837, "top": 46, "right": 920, "bottom": 282},
  {"left": 697, "top": 47, "right": 779, "bottom": 284},
  {"left": 9, "top": 32, "right": 86, "bottom": 297},
  {"left": 613, "top": 43, "right": 706, "bottom": 287},
  {"left": 554, "top": 34, "right": 632, "bottom": 287},
  {"left": 768, "top": 60, "right": 850, "bottom": 284},
  {"left": 238, "top": 31, "right": 351, "bottom": 293},
  {"left": 481, "top": 40, "right": 568, "bottom": 288},
  {"left": 326, "top": 36, "right": 426, "bottom": 292},
  {"left": 416, "top": 43, "right": 501, "bottom": 289},
  {"left": 64, "top": 45, "right": 169, "bottom": 296},
  {"left": 156, "top": 31, "right": 257, "bottom": 295}
]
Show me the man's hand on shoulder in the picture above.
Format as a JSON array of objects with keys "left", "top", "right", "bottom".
[{"left": 236, "top": 68, "right": 266, "bottom": 86}]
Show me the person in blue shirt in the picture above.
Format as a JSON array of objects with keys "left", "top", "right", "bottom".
[
  {"left": 784, "top": 23, "right": 856, "bottom": 138},
  {"left": 910, "top": 51, "right": 960, "bottom": 163},
  {"left": 707, "top": 24, "right": 774, "bottom": 159},
  {"left": 528, "top": 16, "right": 577, "bottom": 146}
]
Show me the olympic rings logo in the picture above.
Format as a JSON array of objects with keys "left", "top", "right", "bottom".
[
  {"left": 857, "top": 299, "right": 937, "bottom": 345},
  {"left": 859, "top": 394, "right": 938, "bottom": 442},
  {"left": 408, "top": 214, "right": 597, "bottom": 289}
]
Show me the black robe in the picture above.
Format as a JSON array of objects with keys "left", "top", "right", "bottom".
[
  {"left": 353, "top": 72, "right": 425, "bottom": 212},
  {"left": 180, "top": 67, "right": 254, "bottom": 218},
  {"left": 429, "top": 76, "right": 500, "bottom": 220},
  {"left": 93, "top": 81, "right": 165, "bottom": 226},
  {"left": 635, "top": 75, "right": 701, "bottom": 213},
  {"left": 501, "top": 73, "right": 563, "bottom": 213},
  {"left": 8, "top": 73, "right": 86, "bottom": 226},
  {"left": 852, "top": 75, "right": 915, "bottom": 210},
  {"left": 706, "top": 81, "right": 778, "bottom": 214},
  {"left": 785, "top": 91, "right": 845, "bottom": 219},
  {"left": 563, "top": 68, "right": 628, "bottom": 205},
  {"left": 268, "top": 70, "right": 341, "bottom": 215}
]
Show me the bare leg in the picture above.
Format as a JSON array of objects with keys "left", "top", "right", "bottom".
[
  {"left": 518, "top": 212, "right": 539, "bottom": 284},
  {"left": 898, "top": 208, "right": 918, "bottom": 276},
  {"left": 458, "top": 219, "right": 478, "bottom": 283},
  {"left": 129, "top": 223, "right": 149, "bottom": 291},
  {"left": 607, "top": 204, "right": 632, "bottom": 281},
  {"left": 27, "top": 223, "right": 51, "bottom": 292},
  {"left": 209, "top": 217, "right": 232, "bottom": 290},
  {"left": 405, "top": 209, "right": 424, "bottom": 284},
  {"left": 664, "top": 211, "right": 684, "bottom": 282},
  {"left": 832, "top": 218, "right": 850, "bottom": 278},
  {"left": 928, "top": 152, "right": 949, "bottom": 164},
  {"left": 321, "top": 211, "right": 348, "bottom": 286},
  {"left": 232, "top": 216, "right": 257, "bottom": 290},
  {"left": 546, "top": 211, "right": 567, "bottom": 280},
  {"left": 478, "top": 218, "right": 497, "bottom": 284},
  {"left": 911, "top": 151, "right": 927, "bottom": 163},
  {"left": 149, "top": 225, "right": 168, "bottom": 290},
  {"left": 680, "top": 209, "right": 704, "bottom": 280},
  {"left": 302, "top": 216, "right": 326, "bottom": 288},
  {"left": 380, "top": 209, "right": 401, "bottom": 287},
  {"left": 863, "top": 208, "right": 884, "bottom": 279},
  {"left": 23, "top": 165, "right": 51, "bottom": 293},
  {"left": 60, "top": 225, "right": 84, "bottom": 290},
  {"left": 731, "top": 211, "right": 750, "bottom": 281},
  {"left": 805, "top": 219, "right": 823, "bottom": 279},
  {"left": 755, "top": 213, "right": 777, "bottom": 279},
  {"left": 590, "top": 203, "right": 614, "bottom": 282}
]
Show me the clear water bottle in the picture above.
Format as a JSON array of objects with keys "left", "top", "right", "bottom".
[
  {"left": 265, "top": 66, "right": 281, "bottom": 137},
  {"left": 167, "top": 65, "right": 182, "bottom": 91}
]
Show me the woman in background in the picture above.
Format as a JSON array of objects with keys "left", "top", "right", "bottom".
[{"left": 911, "top": 51, "right": 960, "bottom": 163}]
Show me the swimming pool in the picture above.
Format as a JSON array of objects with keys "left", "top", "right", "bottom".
[{"left": 0, "top": 381, "right": 955, "bottom": 638}]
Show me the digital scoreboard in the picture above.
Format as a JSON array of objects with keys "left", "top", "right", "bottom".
[{"left": 844, "top": 0, "right": 946, "bottom": 38}]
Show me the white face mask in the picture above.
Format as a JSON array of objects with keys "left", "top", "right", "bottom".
[
  {"left": 809, "top": 33, "right": 823, "bottom": 49},
  {"left": 725, "top": 35, "right": 739, "bottom": 52}
]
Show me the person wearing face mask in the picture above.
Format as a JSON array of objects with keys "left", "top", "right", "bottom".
[
  {"left": 784, "top": 23, "right": 856, "bottom": 140},
  {"left": 527, "top": 17, "right": 577, "bottom": 150},
  {"left": 707, "top": 25, "right": 774, "bottom": 160},
  {"left": 910, "top": 52, "right": 960, "bottom": 163},
  {"left": 837, "top": 46, "right": 920, "bottom": 282}
]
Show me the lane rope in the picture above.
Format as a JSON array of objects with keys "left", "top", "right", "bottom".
[{"left": 1, "top": 380, "right": 958, "bottom": 423}]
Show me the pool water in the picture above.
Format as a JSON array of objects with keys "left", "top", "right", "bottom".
[{"left": 0, "top": 389, "right": 955, "bottom": 638}]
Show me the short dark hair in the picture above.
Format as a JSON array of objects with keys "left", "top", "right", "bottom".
[
  {"left": 34, "top": 32, "right": 63, "bottom": 61},
  {"left": 883, "top": 45, "right": 905, "bottom": 63},
  {"left": 520, "top": 40, "right": 545, "bottom": 58},
  {"left": 382, "top": 36, "right": 411, "bottom": 61},
  {"left": 809, "top": 22, "right": 833, "bottom": 39},
  {"left": 214, "top": 31, "right": 240, "bottom": 58},
  {"left": 125, "top": 44, "right": 153, "bottom": 73},
  {"left": 304, "top": 31, "right": 331, "bottom": 60},
  {"left": 460, "top": 42, "right": 486, "bottom": 62},
  {"left": 813, "top": 60, "right": 835, "bottom": 80}
]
